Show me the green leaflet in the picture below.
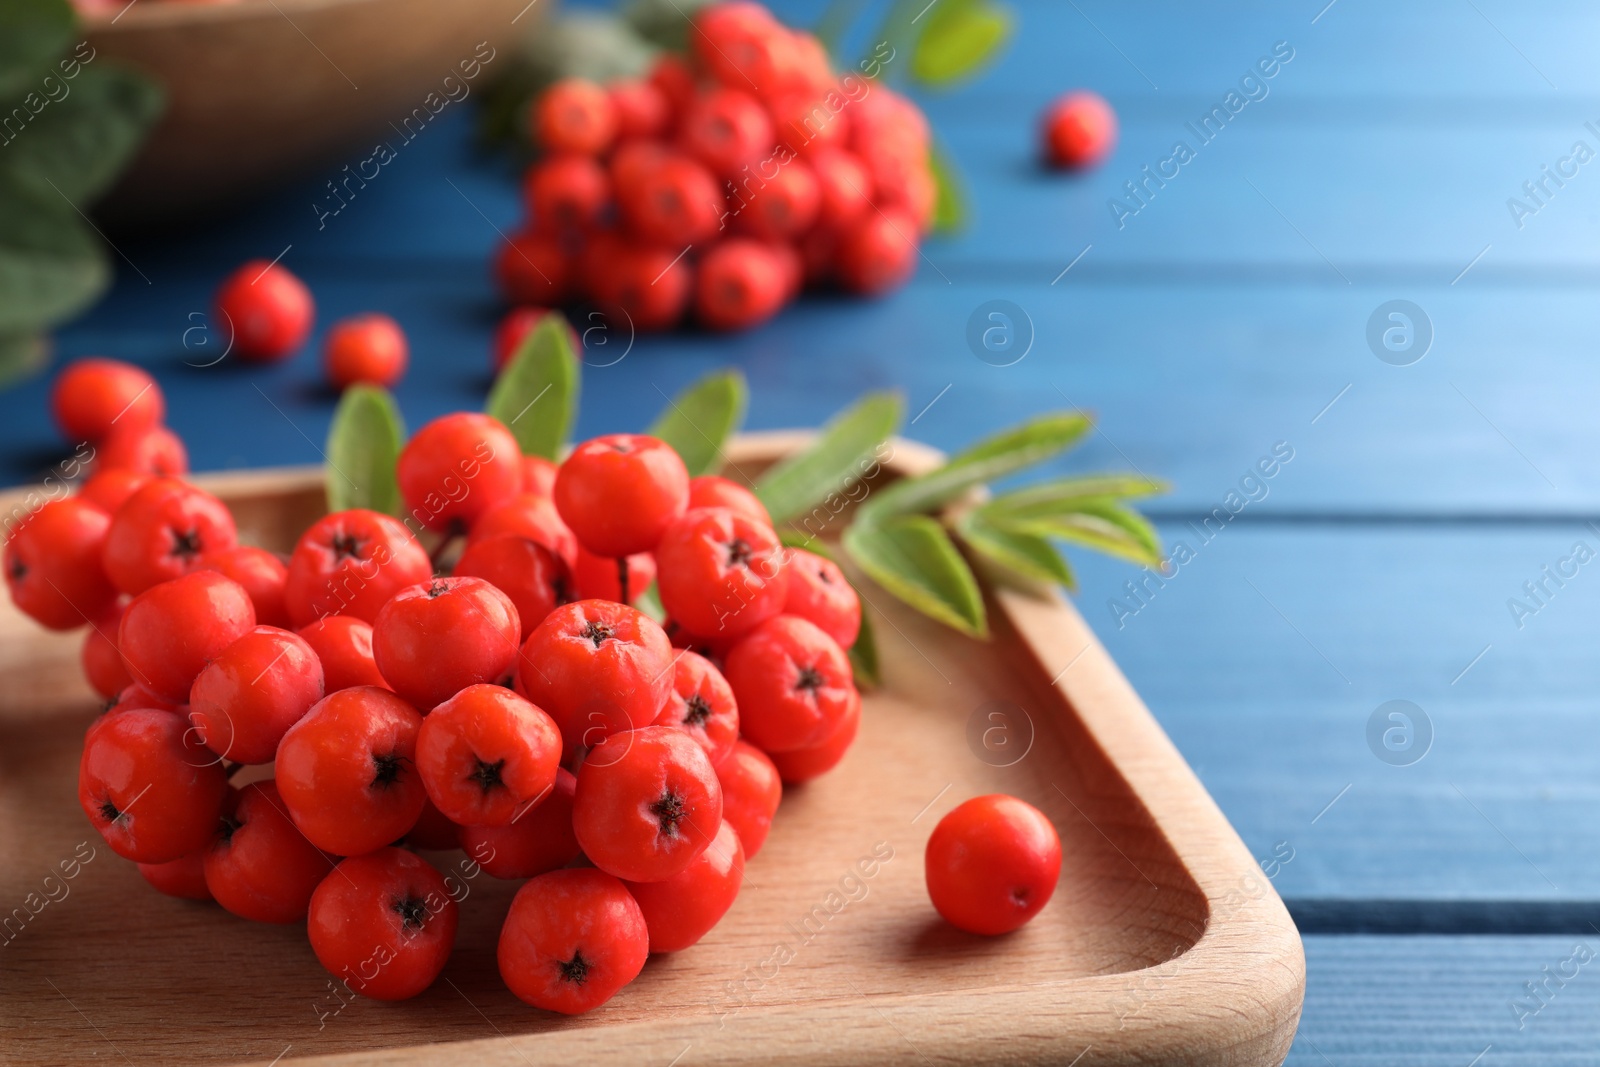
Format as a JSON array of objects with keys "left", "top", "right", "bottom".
[
  {"left": 755, "top": 391, "right": 902, "bottom": 525},
  {"left": 4, "top": 63, "right": 165, "bottom": 205},
  {"left": 955, "top": 510, "right": 1076, "bottom": 590},
  {"left": 848, "top": 601, "right": 881, "bottom": 687},
  {"left": 0, "top": 169, "right": 106, "bottom": 335},
  {"left": 325, "top": 385, "right": 406, "bottom": 516},
  {"left": 911, "top": 0, "right": 1012, "bottom": 86},
  {"left": 843, "top": 514, "right": 986, "bottom": 638},
  {"left": 984, "top": 498, "right": 1165, "bottom": 570},
  {"left": 982, "top": 473, "right": 1169, "bottom": 515},
  {"left": 0, "top": 0, "right": 73, "bottom": 100},
  {"left": 646, "top": 369, "right": 747, "bottom": 477},
  {"left": 928, "top": 138, "right": 966, "bottom": 234},
  {"left": 486, "top": 312, "right": 579, "bottom": 459}
]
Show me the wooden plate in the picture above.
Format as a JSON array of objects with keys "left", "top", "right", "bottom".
[{"left": 0, "top": 434, "right": 1304, "bottom": 1066}]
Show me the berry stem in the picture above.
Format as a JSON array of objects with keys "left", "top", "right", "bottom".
[
  {"left": 429, "top": 530, "right": 462, "bottom": 573},
  {"left": 224, "top": 760, "right": 245, "bottom": 780},
  {"left": 617, "top": 557, "right": 631, "bottom": 605}
]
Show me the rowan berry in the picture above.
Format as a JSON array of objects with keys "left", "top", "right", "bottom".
[
  {"left": 714, "top": 738, "right": 781, "bottom": 859},
  {"left": 695, "top": 239, "right": 790, "bottom": 330},
  {"left": 498, "top": 867, "right": 648, "bottom": 1014},
  {"left": 850, "top": 87, "right": 929, "bottom": 158},
  {"left": 82, "top": 602, "right": 132, "bottom": 699},
  {"left": 137, "top": 850, "right": 212, "bottom": 901},
  {"left": 515, "top": 599, "right": 674, "bottom": 751},
  {"left": 835, "top": 207, "right": 919, "bottom": 294},
  {"left": 459, "top": 768, "right": 580, "bottom": 879},
  {"left": 925, "top": 794, "right": 1062, "bottom": 935},
  {"left": 296, "top": 615, "right": 389, "bottom": 692},
  {"left": 769, "top": 92, "right": 849, "bottom": 157},
  {"left": 105, "top": 682, "right": 185, "bottom": 718},
  {"left": 95, "top": 423, "right": 189, "bottom": 478},
  {"left": 681, "top": 88, "right": 774, "bottom": 177},
  {"left": 723, "top": 614, "right": 854, "bottom": 752},
  {"left": 882, "top": 162, "right": 937, "bottom": 234},
  {"left": 416, "top": 684, "right": 561, "bottom": 827},
  {"left": 404, "top": 797, "right": 462, "bottom": 851},
  {"left": 470, "top": 492, "right": 578, "bottom": 567},
  {"left": 648, "top": 54, "right": 696, "bottom": 114},
  {"left": 652, "top": 650, "right": 739, "bottom": 766},
  {"left": 616, "top": 152, "right": 723, "bottom": 247},
  {"left": 535, "top": 78, "right": 617, "bottom": 156},
  {"left": 607, "top": 78, "right": 670, "bottom": 141},
  {"left": 77, "top": 468, "right": 151, "bottom": 514},
  {"left": 525, "top": 154, "right": 611, "bottom": 233},
  {"left": 78, "top": 706, "right": 228, "bottom": 863},
  {"left": 118, "top": 570, "right": 257, "bottom": 701},
  {"left": 495, "top": 230, "right": 569, "bottom": 306},
  {"left": 573, "top": 725, "right": 723, "bottom": 882},
  {"left": 189, "top": 626, "right": 325, "bottom": 764},
  {"left": 585, "top": 239, "right": 694, "bottom": 332},
  {"left": 324, "top": 313, "right": 408, "bottom": 389},
  {"left": 283, "top": 508, "right": 431, "bottom": 627},
  {"left": 688, "top": 474, "right": 770, "bottom": 525},
  {"left": 51, "top": 357, "right": 164, "bottom": 443},
  {"left": 733, "top": 159, "right": 820, "bottom": 240},
  {"left": 572, "top": 544, "right": 654, "bottom": 605},
  {"left": 624, "top": 817, "right": 743, "bottom": 953},
  {"left": 197, "top": 545, "right": 290, "bottom": 628},
  {"left": 691, "top": 4, "right": 786, "bottom": 93},
  {"left": 654, "top": 506, "right": 788, "bottom": 639},
  {"left": 275, "top": 686, "right": 427, "bottom": 856},
  {"left": 1042, "top": 90, "right": 1117, "bottom": 169},
  {"left": 781, "top": 547, "right": 860, "bottom": 649},
  {"left": 102, "top": 478, "right": 238, "bottom": 596},
  {"left": 521, "top": 454, "right": 559, "bottom": 495},
  {"left": 396, "top": 412, "right": 523, "bottom": 534},
  {"left": 767, "top": 684, "right": 859, "bottom": 783},
  {"left": 215, "top": 259, "right": 315, "bottom": 362},
  {"left": 372, "top": 577, "right": 521, "bottom": 710},
  {"left": 204, "top": 779, "right": 331, "bottom": 924},
  {"left": 5, "top": 497, "right": 117, "bottom": 630},
  {"left": 808, "top": 147, "right": 873, "bottom": 231},
  {"left": 309, "top": 847, "right": 459, "bottom": 1001},
  {"left": 555, "top": 434, "right": 689, "bottom": 558},
  {"left": 454, "top": 534, "right": 570, "bottom": 640}
]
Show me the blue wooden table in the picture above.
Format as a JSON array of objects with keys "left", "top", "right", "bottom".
[{"left": 8, "top": 0, "right": 1600, "bottom": 1061}]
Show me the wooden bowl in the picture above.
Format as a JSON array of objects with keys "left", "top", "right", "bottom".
[{"left": 86, "top": 0, "right": 542, "bottom": 227}]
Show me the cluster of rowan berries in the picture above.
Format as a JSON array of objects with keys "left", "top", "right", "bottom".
[
  {"left": 497, "top": 1, "right": 935, "bottom": 334},
  {"left": 7, "top": 360, "right": 865, "bottom": 1013}
]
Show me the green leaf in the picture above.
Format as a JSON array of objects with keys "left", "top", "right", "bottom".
[
  {"left": 848, "top": 601, "right": 881, "bottom": 687},
  {"left": 986, "top": 498, "right": 1165, "bottom": 570},
  {"left": 983, "top": 473, "right": 1169, "bottom": 516},
  {"left": 955, "top": 510, "right": 1075, "bottom": 590},
  {"left": 4, "top": 63, "right": 165, "bottom": 205},
  {"left": 486, "top": 312, "right": 579, "bottom": 460},
  {"left": 635, "top": 580, "right": 665, "bottom": 624},
  {"left": 928, "top": 138, "right": 966, "bottom": 234},
  {"left": 0, "top": 170, "right": 106, "bottom": 334},
  {"left": 646, "top": 369, "right": 747, "bottom": 477},
  {"left": 0, "top": 0, "right": 74, "bottom": 99},
  {"left": 756, "top": 391, "right": 903, "bottom": 525},
  {"left": 911, "top": 0, "right": 1012, "bottom": 86},
  {"left": 623, "top": 0, "right": 714, "bottom": 51},
  {"left": 843, "top": 514, "right": 987, "bottom": 638},
  {"left": 0, "top": 330, "right": 48, "bottom": 389},
  {"left": 325, "top": 385, "right": 405, "bottom": 516},
  {"left": 859, "top": 410, "right": 1090, "bottom": 523}
]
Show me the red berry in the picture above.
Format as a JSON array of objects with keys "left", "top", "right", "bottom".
[
  {"left": 416, "top": 684, "right": 561, "bottom": 827},
  {"left": 404, "top": 797, "right": 461, "bottom": 850},
  {"left": 723, "top": 614, "right": 854, "bottom": 753},
  {"left": 688, "top": 474, "right": 770, "bottom": 525},
  {"left": 850, "top": 87, "right": 929, "bottom": 158},
  {"left": 555, "top": 434, "right": 689, "bottom": 558},
  {"left": 654, "top": 506, "right": 788, "bottom": 639},
  {"left": 715, "top": 738, "right": 781, "bottom": 859},
  {"left": 608, "top": 78, "right": 669, "bottom": 140},
  {"left": 82, "top": 602, "right": 132, "bottom": 699},
  {"left": 809, "top": 147, "right": 873, "bottom": 231},
  {"left": 617, "top": 152, "right": 723, "bottom": 247},
  {"left": 695, "top": 239, "right": 789, "bottom": 330},
  {"left": 680, "top": 87, "right": 774, "bottom": 177},
  {"left": 459, "top": 768, "right": 580, "bottom": 879},
  {"left": 1042, "top": 90, "right": 1117, "bottom": 169},
  {"left": 215, "top": 259, "right": 315, "bottom": 362},
  {"left": 534, "top": 78, "right": 617, "bottom": 156},
  {"left": 525, "top": 154, "right": 610, "bottom": 232},
  {"left": 138, "top": 850, "right": 212, "bottom": 900},
  {"left": 78, "top": 707, "right": 228, "bottom": 863},
  {"left": 204, "top": 779, "right": 331, "bottom": 923},
  {"left": 324, "top": 313, "right": 408, "bottom": 389},
  {"left": 372, "top": 577, "right": 521, "bottom": 710},
  {"left": 835, "top": 207, "right": 919, "bottom": 295},
  {"left": 189, "top": 626, "right": 325, "bottom": 764},
  {"left": 493, "top": 307, "right": 578, "bottom": 373},
  {"left": 283, "top": 508, "right": 431, "bottom": 627},
  {"left": 102, "top": 478, "right": 238, "bottom": 596},
  {"left": 106, "top": 682, "right": 184, "bottom": 718},
  {"left": 470, "top": 492, "right": 578, "bottom": 567},
  {"left": 77, "top": 468, "right": 151, "bottom": 514},
  {"left": 275, "top": 686, "right": 427, "bottom": 856},
  {"left": 498, "top": 868, "right": 648, "bottom": 1014},
  {"left": 624, "top": 817, "right": 743, "bottom": 953},
  {"left": 515, "top": 600, "right": 674, "bottom": 751},
  {"left": 733, "top": 158, "right": 820, "bottom": 240},
  {"left": 309, "top": 847, "right": 458, "bottom": 1000},
  {"left": 768, "top": 92, "right": 850, "bottom": 157},
  {"left": 652, "top": 649, "right": 739, "bottom": 766},
  {"left": 52, "top": 358, "right": 164, "bottom": 442},
  {"left": 648, "top": 54, "right": 696, "bottom": 114},
  {"left": 572, "top": 544, "right": 654, "bottom": 605},
  {"left": 118, "top": 571, "right": 257, "bottom": 701},
  {"left": 5, "top": 497, "right": 116, "bottom": 630},
  {"left": 495, "top": 230, "right": 569, "bottom": 306},
  {"left": 197, "top": 545, "right": 289, "bottom": 628},
  {"left": 95, "top": 423, "right": 189, "bottom": 478},
  {"left": 296, "top": 615, "right": 389, "bottom": 692},
  {"left": 573, "top": 725, "right": 723, "bottom": 882},
  {"left": 521, "top": 453, "right": 559, "bottom": 495},
  {"left": 781, "top": 548, "right": 860, "bottom": 648},
  {"left": 767, "top": 684, "right": 859, "bottom": 783},
  {"left": 925, "top": 794, "right": 1062, "bottom": 935},
  {"left": 454, "top": 534, "right": 570, "bottom": 640},
  {"left": 396, "top": 412, "right": 523, "bottom": 534},
  {"left": 585, "top": 239, "right": 694, "bottom": 332},
  {"left": 692, "top": 4, "right": 786, "bottom": 93}
]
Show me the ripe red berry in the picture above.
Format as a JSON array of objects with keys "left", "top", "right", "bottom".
[
  {"left": 695, "top": 239, "right": 790, "bottom": 331},
  {"left": 454, "top": 534, "right": 570, "bottom": 640},
  {"left": 723, "top": 614, "right": 854, "bottom": 753},
  {"left": 296, "top": 615, "right": 389, "bottom": 692},
  {"left": 118, "top": 571, "right": 257, "bottom": 701},
  {"left": 680, "top": 87, "right": 774, "bottom": 177},
  {"left": 470, "top": 492, "right": 578, "bottom": 567},
  {"left": 808, "top": 147, "right": 873, "bottom": 231},
  {"left": 781, "top": 547, "right": 860, "bottom": 649},
  {"left": 515, "top": 599, "right": 674, "bottom": 751},
  {"left": 324, "top": 313, "right": 408, "bottom": 389},
  {"left": 283, "top": 508, "right": 431, "bottom": 627},
  {"left": 95, "top": 423, "right": 189, "bottom": 478},
  {"left": 309, "top": 847, "right": 459, "bottom": 1000},
  {"left": 691, "top": 3, "right": 784, "bottom": 92},
  {"left": 396, "top": 413, "right": 523, "bottom": 534},
  {"left": 616, "top": 152, "right": 723, "bottom": 246},
  {"left": 189, "top": 626, "right": 326, "bottom": 764},
  {"left": 734, "top": 158, "right": 820, "bottom": 240},
  {"left": 571, "top": 545, "right": 654, "bottom": 605},
  {"left": 52, "top": 357, "right": 164, "bottom": 442},
  {"left": 648, "top": 54, "right": 696, "bottom": 113},
  {"left": 769, "top": 92, "right": 849, "bottom": 157},
  {"left": 416, "top": 684, "right": 561, "bottom": 827},
  {"left": 138, "top": 850, "right": 212, "bottom": 901},
  {"left": 687, "top": 474, "right": 770, "bottom": 525},
  {"left": 275, "top": 686, "right": 427, "bottom": 856},
  {"left": 767, "top": 684, "right": 859, "bottom": 783},
  {"left": 835, "top": 207, "right": 919, "bottom": 295},
  {"left": 1042, "top": 90, "right": 1117, "bottom": 169},
  {"left": 925, "top": 794, "right": 1062, "bottom": 935},
  {"left": 106, "top": 682, "right": 184, "bottom": 718},
  {"left": 77, "top": 468, "right": 151, "bottom": 514},
  {"left": 79, "top": 706, "right": 228, "bottom": 863},
  {"left": 498, "top": 868, "right": 649, "bottom": 1014},
  {"left": 404, "top": 797, "right": 462, "bottom": 850},
  {"left": 215, "top": 259, "right": 315, "bottom": 362},
  {"left": 525, "top": 154, "right": 611, "bottom": 232},
  {"left": 624, "top": 818, "right": 743, "bottom": 953},
  {"left": 102, "top": 478, "right": 239, "bottom": 596},
  {"left": 715, "top": 738, "right": 781, "bottom": 859},
  {"left": 535, "top": 78, "right": 617, "bottom": 156},
  {"left": 197, "top": 544, "right": 290, "bottom": 628},
  {"left": 82, "top": 602, "right": 132, "bottom": 699},
  {"left": 607, "top": 78, "right": 669, "bottom": 140},
  {"left": 372, "top": 577, "right": 521, "bottom": 710},
  {"left": 573, "top": 725, "right": 723, "bottom": 882},
  {"left": 5, "top": 497, "right": 117, "bottom": 630},
  {"left": 459, "top": 768, "right": 580, "bottom": 879},
  {"left": 521, "top": 453, "right": 559, "bottom": 495},
  {"left": 652, "top": 650, "right": 739, "bottom": 766},
  {"left": 555, "top": 434, "right": 689, "bottom": 558},
  {"left": 495, "top": 230, "right": 569, "bottom": 306},
  {"left": 587, "top": 239, "right": 695, "bottom": 332},
  {"left": 204, "top": 779, "right": 331, "bottom": 923},
  {"left": 654, "top": 506, "right": 788, "bottom": 639}
]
